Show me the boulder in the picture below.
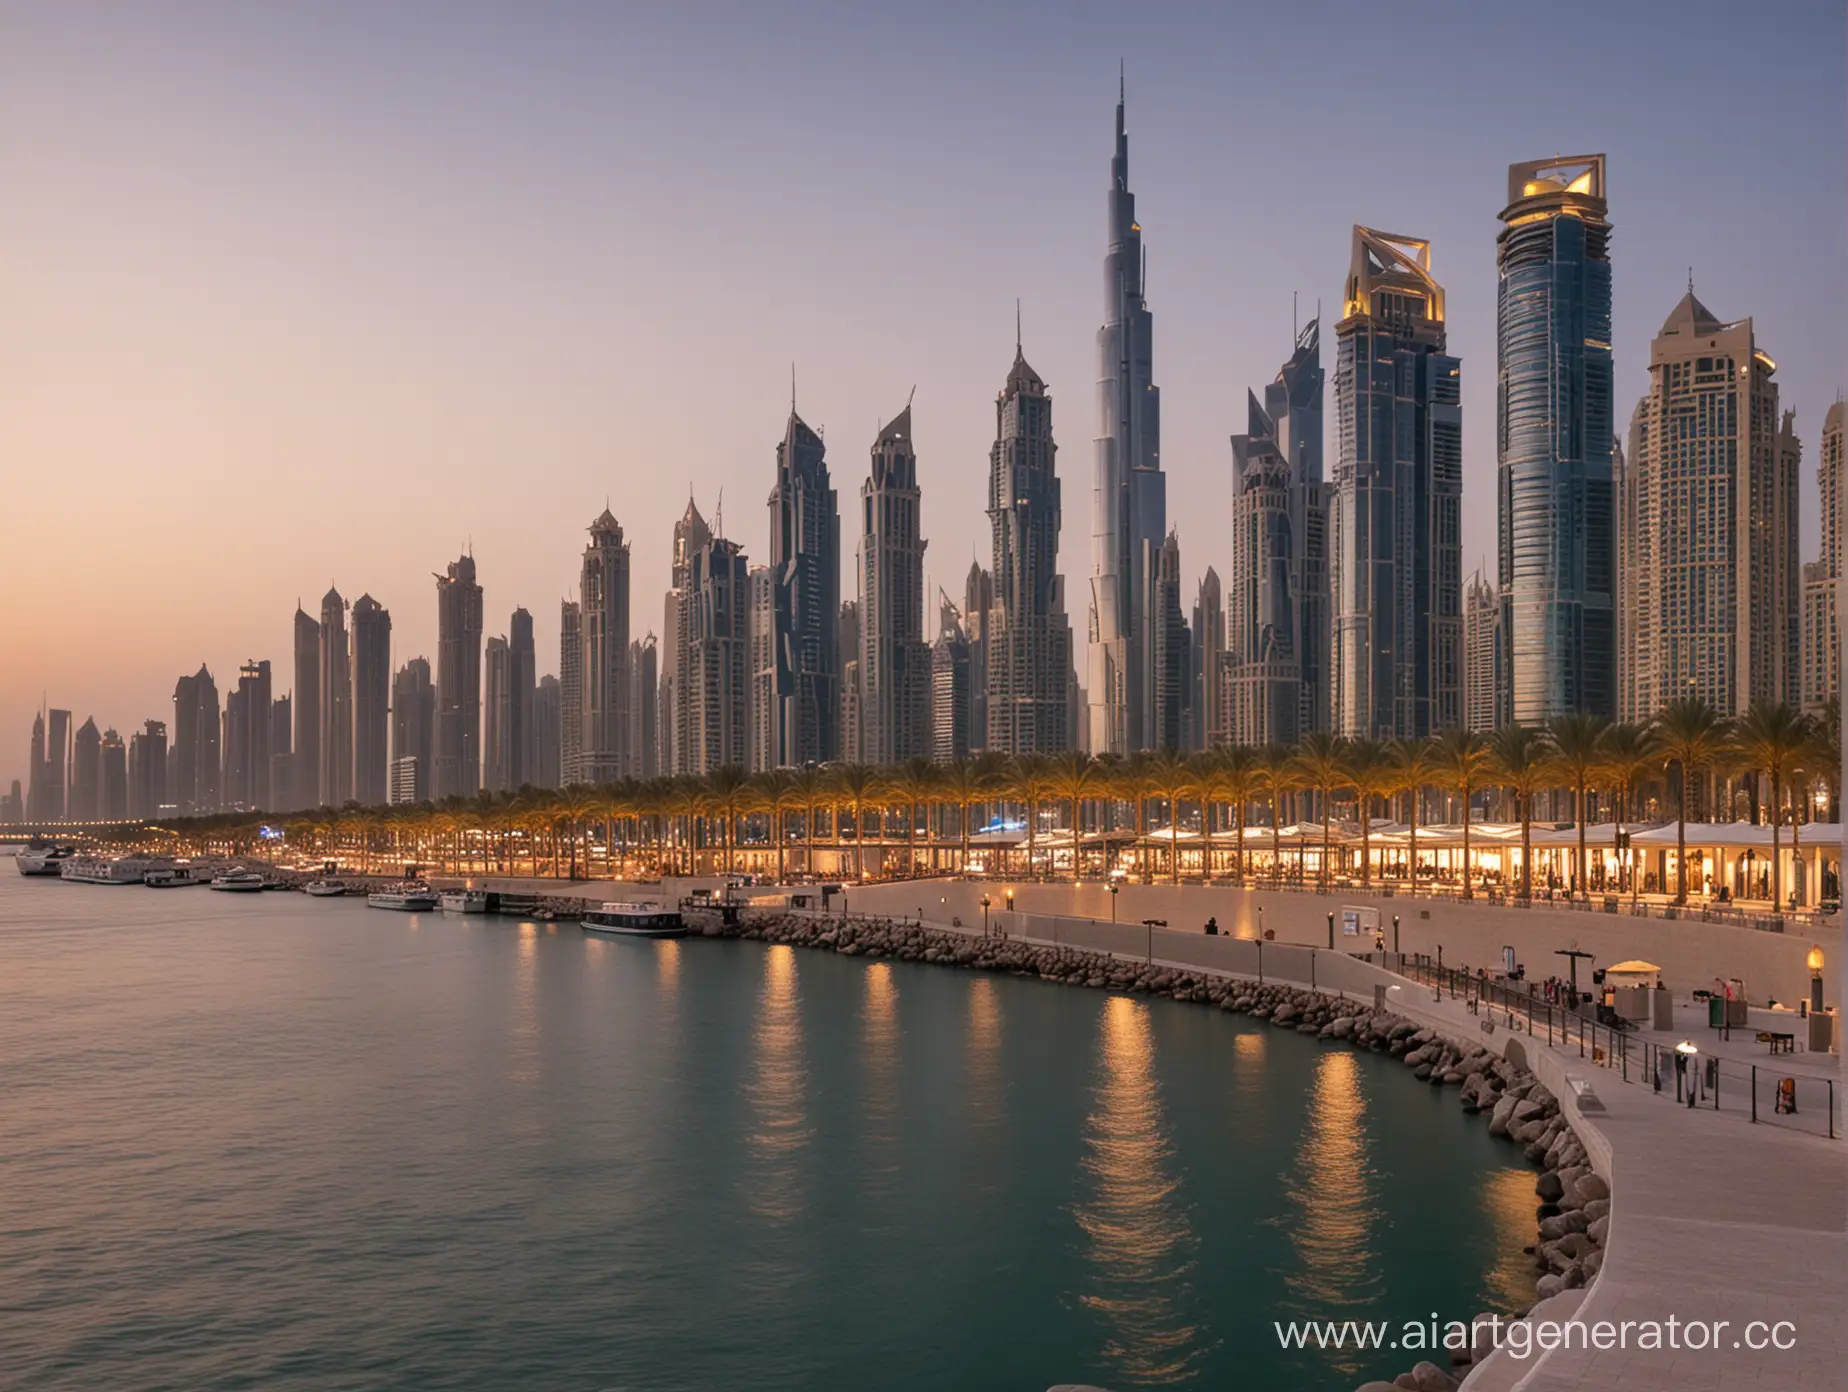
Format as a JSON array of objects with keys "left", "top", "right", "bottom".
[
  {"left": 1535, "top": 1171, "right": 1564, "bottom": 1202},
  {"left": 1534, "top": 1273, "right": 1563, "bottom": 1301},
  {"left": 1409, "top": 1360, "right": 1458, "bottom": 1391},
  {"left": 1487, "top": 1095, "right": 1519, "bottom": 1136},
  {"left": 1582, "top": 1198, "right": 1609, "bottom": 1223},
  {"left": 1537, "top": 1210, "right": 1588, "bottom": 1241},
  {"left": 1573, "top": 1173, "right": 1610, "bottom": 1204}
]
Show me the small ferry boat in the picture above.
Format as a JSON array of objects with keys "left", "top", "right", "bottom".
[
  {"left": 439, "top": 889, "right": 490, "bottom": 914},
  {"left": 15, "top": 843, "right": 77, "bottom": 876},
  {"left": 303, "top": 879, "right": 351, "bottom": 898},
  {"left": 145, "top": 865, "right": 206, "bottom": 888},
  {"left": 63, "top": 855, "right": 163, "bottom": 885},
  {"left": 580, "top": 901, "right": 686, "bottom": 938},
  {"left": 209, "top": 868, "right": 267, "bottom": 893},
  {"left": 367, "top": 883, "right": 439, "bottom": 912}
]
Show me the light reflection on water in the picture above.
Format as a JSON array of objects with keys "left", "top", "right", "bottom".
[
  {"left": 655, "top": 937, "right": 681, "bottom": 1030},
  {"left": 1282, "top": 1050, "right": 1382, "bottom": 1359},
  {"left": 509, "top": 920, "right": 540, "bottom": 1086},
  {"left": 1479, "top": 1167, "right": 1541, "bottom": 1311},
  {"left": 1072, "top": 995, "right": 1209, "bottom": 1386},
  {"left": 862, "top": 962, "right": 899, "bottom": 1134},
  {"left": 744, "top": 944, "right": 810, "bottom": 1222},
  {"left": 964, "top": 976, "right": 1003, "bottom": 1125}
]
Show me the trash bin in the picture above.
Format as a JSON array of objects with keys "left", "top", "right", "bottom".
[{"left": 1707, "top": 996, "right": 1724, "bottom": 1029}]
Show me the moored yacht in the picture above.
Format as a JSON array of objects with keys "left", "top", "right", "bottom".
[
  {"left": 15, "top": 843, "right": 77, "bottom": 876},
  {"left": 439, "top": 889, "right": 490, "bottom": 914},
  {"left": 145, "top": 864, "right": 207, "bottom": 888},
  {"left": 209, "top": 868, "right": 267, "bottom": 892},
  {"left": 367, "top": 882, "right": 439, "bottom": 911},
  {"left": 580, "top": 902, "right": 686, "bottom": 938},
  {"left": 63, "top": 855, "right": 164, "bottom": 885},
  {"left": 304, "top": 879, "right": 351, "bottom": 898}
]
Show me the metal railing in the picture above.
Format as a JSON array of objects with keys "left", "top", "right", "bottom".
[{"left": 1395, "top": 956, "right": 1838, "bottom": 1139}]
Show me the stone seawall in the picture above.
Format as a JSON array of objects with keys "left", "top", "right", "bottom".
[{"left": 720, "top": 910, "right": 1608, "bottom": 1392}]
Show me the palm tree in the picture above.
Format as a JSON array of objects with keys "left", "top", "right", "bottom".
[
  {"left": 1111, "top": 754, "right": 1159, "bottom": 881},
  {"left": 1215, "top": 745, "right": 1263, "bottom": 882},
  {"left": 1596, "top": 722, "right": 1663, "bottom": 902},
  {"left": 702, "top": 765, "right": 754, "bottom": 876},
  {"left": 1256, "top": 743, "right": 1299, "bottom": 885},
  {"left": 1653, "top": 696, "right": 1729, "bottom": 904},
  {"left": 885, "top": 756, "right": 939, "bottom": 877},
  {"left": 554, "top": 785, "right": 602, "bottom": 880},
  {"left": 1431, "top": 728, "right": 1494, "bottom": 900},
  {"left": 1009, "top": 753, "right": 1059, "bottom": 880},
  {"left": 1489, "top": 725, "right": 1553, "bottom": 900},
  {"left": 1138, "top": 749, "right": 1193, "bottom": 884},
  {"left": 1047, "top": 750, "right": 1102, "bottom": 880},
  {"left": 1346, "top": 738, "right": 1395, "bottom": 887},
  {"left": 1547, "top": 713, "right": 1611, "bottom": 899},
  {"left": 1733, "top": 703, "right": 1811, "bottom": 908},
  {"left": 1290, "top": 731, "right": 1352, "bottom": 889},
  {"left": 1386, "top": 737, "right": 1443, "bottom": 894},
  {"left": 828, "top": 764, "right": 880, "bottom": 880},
  {"left": 752, "top": 768, "right": 800, "bottom": 883},
  {"left": 937, "top": 757, "right": 998, "bottom": 874},
  {"left": 1809, "top": 695, "right": 1841, "bottom": 824}
]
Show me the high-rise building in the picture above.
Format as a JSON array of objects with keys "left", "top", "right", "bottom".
[
  {"left": 70, "top": 718, "right": 101, "bottom": 821},
  {"left": 1191, "top": 569, "right": 1224, "bottom": 749},
  {"left": 1496, "top": 156, "right": 1615, "bottom": 724},
  {"left": 1801, "top": 402, "right": 1843, "bottom": 715},
  {"left": 0, "top": 781, "right": 19, "bottom": 824},
  {"left": 26, "top": 711, "right": 47, "bottom": 820},
  {"left": 1151, "top": 532, "right": 1188, "bottom": 751},
  {"left": 1465, "top": 569, "right": 1500, "bottom": 733},
  {"left": 293, "top": 605, "right": 321, "bottom": 810},
  {"left": 764, "top": 404, "right": 841, "bottom": 768},
  {"left": 484, "top": 636, "right": 511, "bottom": 793},
  {"left": 988, "top": 337, "right": 1073, "bottom": 755},
  {"left": 857, "top": 403, "right": 931, "bottom": 765},
  {"left": 39, "top": 709, "right": 71, "bottom": 820},
  {"left": 579, "top": 510, "right": 631, "bottom": 784},
  {"left": 660, "top": 497, "right": 712, "bottom": 778},
  {"left": 931, "top": 593, "right": 973, "bottom": 764},
  {"left": 1228, "top": 318, "right": 1330, "bottom": 747},
  {"left": 435, "top": 553, "right": 483, "bottom": 798},
  {"left": 628, "top": 635, "right": 658, "bottom": 779},
  {"left": 100, "top": 728, "right": 127, "bottom": 819},
  {"left": 1331, "top": 226, "right": 1464, "bottom": 740},
  {"left": 559, "top": 599, "right": 583, "bottom": 785},
  {"left": 747, "top": 567, "right": 776, "bottom": 772},
  {"left": 1619, "top": 292, "right": 1801, "bottom": 718},
  {"left": 171, "top": 670, "right": 218, "bottom": 812},
  {"left": 389, "top": 757, "right": 420, "bottom": 807},
  {"left": 684, "top": 537, "right": 751, "bottom": 773},
  {"left": 319, "top": 587, "right": 353, "bottom": 808},
  {"left": 391, "top": 657, "right": 435, "bottom": 803},
  {"left": 838, "top": 600, "right": 862, "bottom": 765},
  {"left": 964, "top": 563, "right": 993, "bottom": 755},
  {"left": 508, "top": 608, "right": 535, "bottom": 789},
  {"left": 269, "top": 696, "right": 292, "bottom": 812},
  {"left": 1087, "top": 77, "right": 1165, "bottom": 757},
  {"left": 223, "top": 659, "right": 273, "bottom": 810},
  {"left": 351, "top": 594, "right": 391, "bottom": 806},
  {"left": 533, "top": 675, "right": 561, "bottom": 789},
  {"left": 128, "top": 720, "right": 167, "bottom": 819}
]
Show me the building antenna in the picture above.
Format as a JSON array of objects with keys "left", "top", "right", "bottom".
[
  {"left": 1293, "top": 290, "right": 1298, "bottom": 338},
  {"left": 907, "top": 383, "right": 916, "bottom": 411},
  {"left": 790, "top": 362, "right": 796, "bottom": 415},
  {"left": 714, "top": 486, "right": 723, "bottom": 541},
  {"left": 1688, "top": 266, "right": 1694, "bottom": 295},
  {"left": 1016, "top": 298, "right": 1022, "bottom": 353}
]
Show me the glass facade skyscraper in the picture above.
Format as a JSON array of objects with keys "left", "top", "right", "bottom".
[{"left": 1495, "top": 155, "right": 1614, "bottom": 724}]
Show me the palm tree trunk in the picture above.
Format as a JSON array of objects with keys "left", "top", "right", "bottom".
[
  {"left": 1461, "top": 797, "right": 1472, "bottom": 901},
  {"left": 1577, "top": 780, "right": 1588, "bottom": 899}
]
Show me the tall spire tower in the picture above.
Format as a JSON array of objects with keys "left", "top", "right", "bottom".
[{"left": 1087, "top": 70, "right": 1164, "bottom": 755}]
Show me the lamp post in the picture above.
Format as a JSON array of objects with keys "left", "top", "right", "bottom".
[
  {"left": 1326, "top": 911, "right": 1335, "bottom": 949},
  {"left": 1809, "top": 945, "right": 1826, "bottom": 1015},
  {"left": 1005, "top": 888, "right": 1014, "bottom": 938},
  {"left": 1108, "top": 880, "right": 1119, "bottom": 922},
  {"left": 981, "top": 893, "right": 992, "bottom": 938},
  {"left": 1392, "top": 914, "right": 1401, "bottom": 957}
]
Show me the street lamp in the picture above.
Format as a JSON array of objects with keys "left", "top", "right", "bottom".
[
  {"left": 1108, "top": 880, "right": 1119, "bottom": 922},
  {"left": 1392, "top": 914, "right": 1400, "bottom": 957},
  {"left": 1326, "top": 911, "right": 1335, "bottom": 949},
  {"left": 981, "top": 893, "right": 992, "bottom": 937},
  {"left": 1809, "top": 945, "right": 1826, "bottom": 1014}
]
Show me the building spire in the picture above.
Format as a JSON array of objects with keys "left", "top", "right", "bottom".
[
  {"left": 1015, "top": 297, "right": 1022, "bottom": 354},
  {"left": 790, "top": 361, "right": 796, "bottom": 415}
]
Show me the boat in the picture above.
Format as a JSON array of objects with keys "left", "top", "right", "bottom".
[
  {"left": 209, "top": 868, "right": 267, "bottom": 892},
  {"left": 303, "top": 879, "right": 351, "bottom": 898},
  {"left": 15, "top": 843, "right": 77, "bottom": 876},
  {"left": 367, "top": 883, "right": 439, "bottom": 911},
  {"left": 580, "top": 901, "right": 686, "bottom": 938},
  {"left": 439, "top": 889, "right": 490, "bottom": 914},
  {"left": 145, "top": 865, "right": 206, "bottom": 888},
  {"left": 63, "top": 855, "right": 164, "bottom": 885}
]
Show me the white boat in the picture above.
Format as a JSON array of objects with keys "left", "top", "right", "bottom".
[
  {"left": 439, "top": 889, "right": 490, "bottom": 914},
  {"left": 63, "top": 855, "right": 163, "bottom": 885},
  {"left": 304, "top": 880, "right": 351, "bottom": 898},
  {"left": 368, "top": 883, "right": 439, "bottom": 911},
  {"left": 145, "top": 865, "right": 206, "bottom": 888},
  {"left": 580, "top": 901, "right": 686, "bottom": 938},
  {"left": 15, "top": 844, "right": 76, "bottom": 876},
  {"left": 210, "top": 868, "right": 267, "bottom": 892}
]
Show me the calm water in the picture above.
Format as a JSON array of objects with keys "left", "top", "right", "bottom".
[{"left": 1, "top": 867, "right": 1535, "bottom": 1391}]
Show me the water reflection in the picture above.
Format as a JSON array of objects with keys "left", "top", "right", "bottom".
[
  {"left": 861, "top": 962, "right": 899, "bottom": 1139},
  {"left": 1073, "top": 995, "right": 1207, "bottom": 1385},
  {"left": 744, "top": 944, "right": 810, "bottom": 1222},
  {"left": 1283, "top": 1051, "right": 1381, "bottom": 1318},
  {"left": 655, "top": 938, "right": 681, "bottom": 1032},
  {"left": 964, "top": 977, "right": 1003, "bottom": 1126},
  {"left": 1229, "top": 1030, "right": 1267, "bottom": 1100},
  {"left": 1478, "top": 1168, "right": 1540, "bottom": 1311},
  {"left": 509, "top": 920, "right": 540, "bottom": 1086}
]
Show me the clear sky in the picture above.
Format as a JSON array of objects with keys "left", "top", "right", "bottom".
[{"left": 3, "top": 0, "right": 1843, "bottom": 790}]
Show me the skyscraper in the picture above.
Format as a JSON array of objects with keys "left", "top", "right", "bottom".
[
  {"left": 765, "top": 403, "right": 841, "bottom": 768},
  {"left": 319, "top": 587, "right": 353, "bottom": 808},
  {"left": 580, "top": 510, "right": 631, "bottom": 784},
  {"left": 987, "top": 336, "right": 1073, "bottom": 755},
  {"left": 747, "top": 567, "right": 776, "bottom": 772},
  {"left": 70, "top": 718, "right": 100, "bottom": 821},
  {"left": 435, "top": 553, "right": 483, "bottom": 798},
  {"left": 684, "top": 537, "right": 751, "bottom": 773},
  {"left": 1191, "top": 569, "right": 1224, "bottom": 750},
  {"left": 1151, "top": 531, "right": 1188, "bottom": 751},
  {"left": 1332, "top": 226, "right": 1464, "bottom": 740},
  {"left": 533, "top": 675, "right": 561, "bottom": 789},
  {"left": 269, "top": 697, "right": 292, "bottom": 812},
  {"left": 838, "top": 600, "right": 862, "bottom": 764},
  {"left": 1801, "top": 402, "right": 1843, "bottom": 715},
  {"left": 963, "top": 562, "right": 993, "bottom": 755},
  {"left": 1464, "top": 569, "right": 1500, "bottom": 734},
  {"left": 661, "top": 497, "right": 712, "bottom": 778},
  {"left": 1228, "top": 317, "right": 1330, "bottom": 747},
  {"left": 171, "top": 670, "right": 218, "bottom": 812},
  {"left": 26, "top": 711, "right": 47, "bottom": 820},
  {"left": 390, "top": 657, "right": 435, "bottom": 803},
  {"left": 100, "top": 728, "right": 127, "bottom": 819},
  {"left": 1619, "top": 292, "right": 1801, "bottom": 718},
  {"left": 1496, "top": 156, "right": 1615, "bottom": 724},
  {"left": 484, "top": 635, "right": 510, "bottom": 792},
  {"left": 42, "top": 709, "right": 71, "bottom": 820},
  {"left": 293, "top": 604, "right": 321, "bottom": 810},
  {"left": 931, "top": 593, "right": 973, "bottom": 764},
  {"left": 128, "top": 720, "right": 167, "bottom": 819},
  {"left": 224, "top": 659, "right": 273, "bottom": 810},
  {"left": 508, "top": 607, "right": 535, "bottom": 789},
  {"left": 628, "top": 635, "right": 658, "bottom": 779},
  {"left": 858, "top": 402, "right": 931, "bottom": 765},
  {"left": 1087, "top": 76, "right": 1165, "bottom": 757},
  {"left": 351, "top": 594, "right": 391, "bottom": 806},
  {"left": 559, "top": 599, "right": 582, "bottom": 785}
]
